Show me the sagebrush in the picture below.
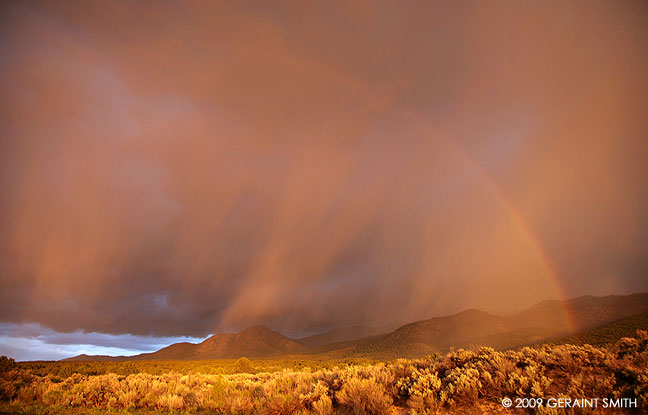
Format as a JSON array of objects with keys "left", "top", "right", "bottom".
[{"left": 1, "top": 331, "right": 646, "bottom": 414}]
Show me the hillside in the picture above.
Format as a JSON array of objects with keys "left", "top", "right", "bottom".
[
  {"left": 295, "top": 324, "right": 395, "bottom": 349},
  {"left": 512, "top": 292, "right": 648, "bottom": 332},
  {"left": 543, "top": 310, "right": 648, "bottom": 347},
  {"left": 194, "top": 325, "right": 307, "bottom": 358},
  {"left": 61, "top": 354, "right": 124, "bottom": 362},
  {"left": 132, "top": 342, "right": 200, "bottom": 360},
  {"left": 135, "top": 326, "right": 307, "bottom": 360},
  {"left": 313, "top": 309, "right": 516, "bottom": 358},
  {"left": 63, "top": 292, "right": 648, "bottom": 361},
  {"left": 312, "top": 293, "right": 648, "bottom": 358},
  {"left": 66, "top": 326, "right": 307, "bottom": 361}
]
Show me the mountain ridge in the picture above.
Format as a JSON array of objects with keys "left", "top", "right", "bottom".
[{"left": 63, "top": 292, "right": 648, "bottom": 361}]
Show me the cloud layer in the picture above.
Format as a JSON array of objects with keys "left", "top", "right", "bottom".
[
  {"left": 1, "top": 0, "right": 647, "bottom": 346},
  {"left": 0, "top": 323, "right": 206, "bottom": 361}
]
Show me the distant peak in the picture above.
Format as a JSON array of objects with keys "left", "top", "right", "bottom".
[
  {"left": 455, "top": 308, "right": 487, "bottom": 315},
  {"left": 240, "top": 325, "right": 275, "bottom": 335},
  {"left": 468, "top": 308, "right": 495, "bottom": 315}
]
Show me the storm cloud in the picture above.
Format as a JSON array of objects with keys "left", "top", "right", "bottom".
[{"left": 1, "top": 0, "right": 647, "bottom": 346}]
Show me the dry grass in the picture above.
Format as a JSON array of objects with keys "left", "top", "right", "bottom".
[{"left": 1, "top": 331, "right": 646, "bottom": 414}]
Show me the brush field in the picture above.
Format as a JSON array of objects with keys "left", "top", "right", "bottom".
[{"left": 1, "top": 332, "right": 647, "bottom": 414}]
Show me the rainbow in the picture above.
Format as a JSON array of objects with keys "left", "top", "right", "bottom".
[
  {"left": 304, "top": 58, "right": 576, "bottom": 331},
  {"left": 398, "top": 108, "right": 576, "bottom": 332}
]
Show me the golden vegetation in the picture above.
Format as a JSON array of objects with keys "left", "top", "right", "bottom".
[
  {"left": 1, "top": 331, "right": 647, "bottom": 414},
  {"left": 16, "top": 357, "right": 378, "bottom": 377}
]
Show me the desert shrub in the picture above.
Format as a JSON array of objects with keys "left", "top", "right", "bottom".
[
  {"left": 253, "top": 373, "right": 302, "bottom": 414},
  {"left": 118, "top": 388, "right": 138, "bottom": 408},
  {"left": 0, "top": 357, "right": 16, "bottom": 374},
  {"left": 157, "top": 392, "right": 185, "bottom": 410},
  {"left": 259, "top": 390, "right": 302, "bottom": 415},
  {"left": 635, "top": 368, "right": 648, "bottom": 408},
  {"left": 299, "top": 379, "right": 327, "bottom": 405},
  {"left": 312, "top": 393, "right": 333, "bottom": 415},
  {"left": 444, "top": 366, "right": 481, "bottom": 405},
  {"left": 397, "top": 367, "right": 442, "bottom": 412},
  {"left": 225, "top": 393, "right": 254, "bottom": 414},
  {"left": 234, "top": 357, "right": 256, "bottom": 374},
  {"left": 336, "top": 376, "right": 392, "bottom": 415},
  {"left": 0, "top": 381, "right": 16, "bottom": 401}
]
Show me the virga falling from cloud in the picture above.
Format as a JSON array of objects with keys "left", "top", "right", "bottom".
[{"left": 0, "top": 0, "right": 647, "bottom": 340}]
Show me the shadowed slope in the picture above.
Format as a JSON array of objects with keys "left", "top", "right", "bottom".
[
  {"left": 312, "top": 293, "right": 648, "bottom": 358},
  {"left": 544, "top": 310, "right": 648, "bottom": 347},
  {"left": 315, "top": 309, "right": 514, "bottom": 358},
  {"left": 512, "top": 293, "right": 648, "bottom": 333},
  {"left": 295, "top": 324, "right": 396, "bottom": 349}
]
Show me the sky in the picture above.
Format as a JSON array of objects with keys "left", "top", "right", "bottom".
[{"left": 1, "top": 0, "right": 647, "bottom": 360}]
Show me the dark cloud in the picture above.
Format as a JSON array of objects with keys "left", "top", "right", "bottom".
[{"left": 1, "top": 0, "right": 647, "bottom": 347}]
